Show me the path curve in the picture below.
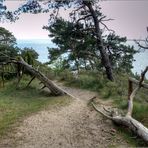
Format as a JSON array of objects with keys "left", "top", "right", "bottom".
[{"left": 0, "top": 84, "right": 130, "bottom": 148}]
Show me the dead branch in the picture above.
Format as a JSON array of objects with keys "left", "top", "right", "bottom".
[
  {"left": 135, "top": 40, "right": 148, "bottom": 50},
  {"left": 6, "top": 57, "right": 65, "bottom": 96},
  {"left": 16, "top": 72, "right": 23, "bottom": 88},
  {"left": 41, "top": 85, "right": 46, "bottom": 90},
  {"left": 91, "top": 66, "right": 148, "bottom": 143},
  {"left": 127, "top": 66, "right": 148, "bottom": 117},
  {"left": 126, "top": 87, "right": 139, "bottom": 117},
  {"left": 91, "top": 102, "right": 112, "bottom": 119},
  {"left": 91, "top": 99, "right": 148, "bottom": 143},
  {"left": 100, "top": 21, "right": 115, "bottom": 33},
  {"left": 129, "top": 77, "right": 148, "bottom": 89},
  {"left": 26, "top": 76, "right": 36, "bottom": 88},
  {"left": 76, "top": 14, "right": 92, "bottom": 24}
]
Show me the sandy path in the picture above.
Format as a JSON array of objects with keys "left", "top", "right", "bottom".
[{"left": 0, "top": 84, "right": 130, "bottom": 148}]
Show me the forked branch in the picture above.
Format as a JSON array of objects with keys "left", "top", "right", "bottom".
[{"left": 91, "top": 66, "right": 148, "bottom": 143}]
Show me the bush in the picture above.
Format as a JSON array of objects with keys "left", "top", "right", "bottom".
[
  {"left": 61, "top": 70, "right": 148, "bottom": 127},
  {"left": 58, "top": 69, "right": 74, "bottom": 81},
  {"left": 64, "top": 71, "right": 104, "bottom": 91},
  {"left": 133, "top": 102, "right": 148, "bottom": 127}
]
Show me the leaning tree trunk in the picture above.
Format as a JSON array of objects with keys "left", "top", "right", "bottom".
[
  {"left": 15, "top": 58, "right": 65, "bottom": 96},
  {"left": 84, "top": 1, "right": 114, "bottom": 81}
]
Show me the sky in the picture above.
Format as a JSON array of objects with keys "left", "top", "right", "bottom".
[{"left": 0, "top": 1, "right": 148, "bottom": 40}]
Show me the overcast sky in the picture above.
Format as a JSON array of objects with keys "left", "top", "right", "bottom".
[{"left": 0, "top": 1, "right": 148, "bottom": 40}]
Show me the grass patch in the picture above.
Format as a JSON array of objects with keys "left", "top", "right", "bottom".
[
  {"left": 58, "top": 70, "right": 148, "bottom": 146},
  {"left": 116, "top": 126, "right": 147, "bottom": 147},
  {"left": 0, "top": 78, "right": 71, "bottom": 137}
]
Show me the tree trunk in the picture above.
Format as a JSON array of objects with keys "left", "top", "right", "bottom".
[
  {"left": 15, "top": 58, "right": 65, "bottom": 96},
  {"left": 83, "top": 1, "right": 114, "bottom": 81}
]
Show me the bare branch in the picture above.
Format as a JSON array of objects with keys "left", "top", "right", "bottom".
[
  {"left": 99, "top": 16, "right": 114, "bottom": 22},
  {"left": 135, "top": 40, "right": 148, "bottom": 50},
  {"left": 76, "top": 14, "right": 92, "bottom": 24},
  {"left": 26, "top": 76, "right": 36, "bottom": 88},
  {"left": 91, "top": 101, "right": 113, "bottom": 120},
  {"left": 126, "top": 66, "right": 148, "bottom": 117},
  {"left": 101, "top": 18, "right": 114, "bottom": 22},
  {"left": 72, "top": 5, "right": 84, "bottom": 13},
  {"left": 139, "top": 66, "right": 148, "bottom": 87},
  {"left": 129, "top": 77, "right": 148, "bottom": 89},
  {"left": 100, "top": 22, "right": 115, "bottom": 33}
]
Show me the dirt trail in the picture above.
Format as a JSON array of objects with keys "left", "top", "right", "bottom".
[{"left": 0, "top": 84, "right": 130, "bottom": 148}]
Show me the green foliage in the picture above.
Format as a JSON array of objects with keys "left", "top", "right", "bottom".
[
  {"left": 21, "top": 47, "right": 39, "bottom": 66},
  {"left": 0, "top": 27, "right": 19, "bottom": 63},
  {"left": 44, "top": 19, "right": 137, "bottom": 74},
  {"left": 63, "top": 71, "right": 104, "bottom": 91},
  {"left": 0, "top": 27, "right": 16, "bottom": 46},
  {"left": 0, "top": 27, "right": 19, "bottom": 81},
  {"left": 132, "top": 102, "right": 148, "bottom": 126},
  {"left": 57, "top": 69, "right": 74, "bottom": 81},
  {"left": 0, "top": 44, "right": 19, "bottom": 62},
  {"left": 60, "top": 70, "right": 148, "bottom": 128},
  {"left": 105, "top": 34, "right": 137, "bottom": 72},
  {"left": 44, "top": 18, "right": 97, "bottom": 71}
]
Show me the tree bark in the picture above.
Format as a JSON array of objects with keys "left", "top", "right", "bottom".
[
  {"left": 83, "top": 1, "right": 114, "bottom": 81},
  {"left": 129, "top": 77, "right": 148, "bottom": 89},
  {"left": 91, "top": 101, "right": 148, "bottom": 143},
  {"left": 15, "top": 58, "right": 65, "bottom": 96}
]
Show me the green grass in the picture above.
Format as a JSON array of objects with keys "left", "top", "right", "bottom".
[
  {"left": 115, "top": 126, "right": 147, "bottom": 147},
  {"left": 0, "top": 78, "right": 71, "bottom": 137},
  {"left": 62, "top": 71, "right": 148, "bottom": 126},
  {"left": 57, "top": 70, "right": 148, "bottom": 146}
]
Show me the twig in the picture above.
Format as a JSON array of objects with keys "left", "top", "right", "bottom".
[
  {"left": 91, "top": 101, "right": 112, "bottom": 119},
  {"left": 26, "top": 76, "right": 36, "bottom": 88}
]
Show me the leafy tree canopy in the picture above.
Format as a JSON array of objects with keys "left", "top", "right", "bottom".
[
  {"left": 0, "top": 27, "right": 18, "bottom": 63},
  {"left": 0, "top": 27, "right": 16, "bottom": 46},
  {"left": 0, "top": 0, "right": 138, "bottom": 80},
  {"left": 21, "top": 47, "right": 39, "bottom": 66},
  {"left": 45, "top": 18, "right": 137, "bottom": 73}
]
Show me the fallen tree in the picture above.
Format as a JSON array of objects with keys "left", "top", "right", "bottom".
[
  {"left": 1, "top": 57, "right": 65, "bottom": 96},
  {"left": 17, "top": 57, "right": 66, "bottom": 96},
  {"left": 91, "top": 66, "right": 148, "bottom": 143}
]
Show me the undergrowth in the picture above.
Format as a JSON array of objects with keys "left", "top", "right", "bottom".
[{"left": 56, "top": 69, "right": 148, "bottom": 146}]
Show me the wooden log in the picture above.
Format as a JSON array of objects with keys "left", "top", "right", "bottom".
[
  {"left": 129, "top": 77, "right": 148, "bottom": 89},
  {"left": 41, "top": 85, "right": 46, "bottom": 90},
  {"left": 26, "top": 76, "right": 36, "bottom": 87},
  {"left": 112, "top": 116, "right": 148, "bottom": 143},
  {"left": 91, "top": 66, "right": 148, "bottom": 143},
  {"left": 16, "top": 58, "right": 65, "bottom": 96},
  {"left": 91, "top": 102, "right": 148, "bottom": 143}
]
